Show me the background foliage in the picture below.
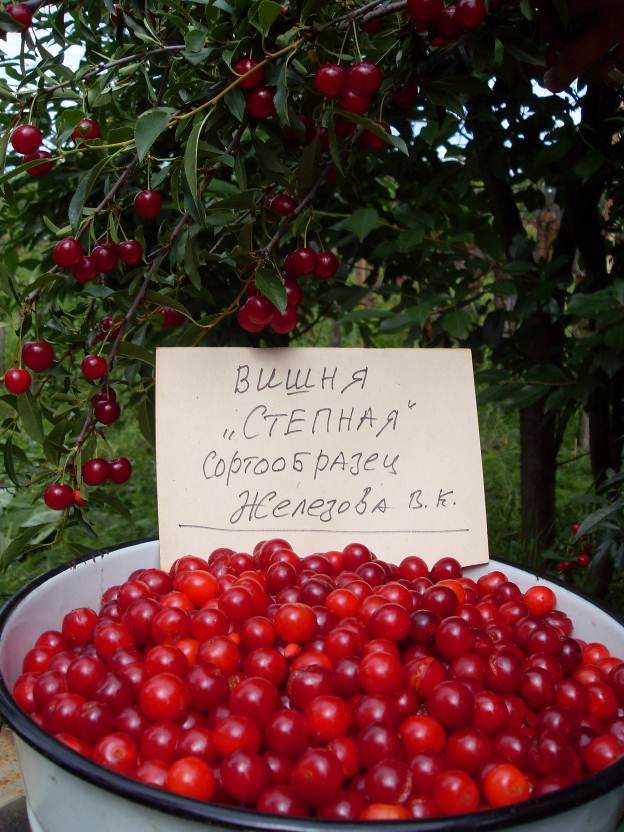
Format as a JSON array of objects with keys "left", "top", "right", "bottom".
[{"left": 1, "top": 0, "right": 623, "bottom": 608}]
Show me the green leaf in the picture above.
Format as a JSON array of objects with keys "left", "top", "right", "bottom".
[
  {"left": 135, "top": 107, "right": 175, "bottom": 162},
  {"left": 255, "top": 268, "right": 287, "bottom": 313},
  {"left": 184, "top": 113, "right": 210, "bottom": 213},
  {"left": 144, "top": 290, "right": 191, "bottom": 316},
  {"left": 345, "top": 207, "right": 380, "bottom": 241},
  {"left": 224, "top": 88, "right": 246, "bottom": 122},
  {"left": 442, "top": 309, "right": 472, "bottom": 339},
  {"left": 68, "top": 156, "right": 110, "bottom": 233},
  {"left": 3, "top": 434, "right": 20, "bottom": 486},
  {"left": 0, "top": 525, "right": 51, "bottom": 571},
  {"left": 258, "top": 0, "right": 282, "bottom": 35},
  {"left": 274, "top": 62, "right": 290, "bottom": 126},
  {"left": 116, "top": 342, "right": 155, "bottom": 366},
  {"left": 138, "top": 395, "right": 156, "bottom": 448},
  {"left": 16, "top": 391, "right": 44, "bottom": 445}
]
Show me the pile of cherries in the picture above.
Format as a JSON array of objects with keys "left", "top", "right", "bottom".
[{"left": 12, "top": 541, "right": 624, "bottom": 820}]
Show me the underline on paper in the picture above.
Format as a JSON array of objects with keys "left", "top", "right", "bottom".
[{"left": 178, "top": 524, "right": 470, "bottom": 535}]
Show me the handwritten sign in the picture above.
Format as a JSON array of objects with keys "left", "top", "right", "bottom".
[{"left": 155, "top": 347, "right": 489, "bottom": 569}]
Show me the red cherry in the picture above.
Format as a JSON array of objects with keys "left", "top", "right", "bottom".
[
  {"left": 22, "top": 341, "right": 54, "bottom": 372},
  {"left": 166, "top": 756, "right": 215, "bottom": 800},
  {"left": 578, "top": 552, "right": 591, "bottom": 567},
  {"left": 7, "top": 4, "right": 33, "bottom": 29},
  {"left": 93, "top": 732, "right": 137, "bottom": 773},
  {"left": 44, "top": 483, "right": 74, "bottom": 511},
  {"left": 246, "top": 87, "right": 276, "bottom": 119},
  {"left": 4, "top": 367, "right": 31, "bottom": 395},
  {"left": 284, "top": 247, "right": 317, "bottom": 278},
  {"left": 292, "top": 748, "right": 343, "bottom": 804},
  {"left": 81, "top": 354, "right": 108, "bottom": 381},
  {"left": 270, "top": 306, "right": 298, "bottom": 334},
  {"left": 92, "top": 243, "right": 119, "bottom": 273},
  {"left": 238, "top": 303, "right": 265, "bottom": 333},
  {"left": 82, "top": 458, "right": 110, "bottom": 486},
  {"left": 53, "top": 238, "right": 84, "bottom": 268},
  {"left": 134, "top": 189, "right": 163, "bottom": 218},
  {"left": 406, "top": 0, "right": 443, "bottom": 20},
  {"left": 393, "top": 80, "right": 419, "bottom": 109},
  {"left": 456, "top": 0, "right": 485, "bottom": 29},
  {"left": 268, "top": 193, "right": 297, "bottom": 217},
  {"left": 246, "top": 295, "right": 277, "bottom": 326},
  {"left": 360, "top": 121, "right": 391, "bottom": 150},
  {"left": 24, "top": 151, "right": 54, "bottom": 176},
  {"left": 71, "top": 118, "right": 101, "bottom": 144},
  {"left": 284, "top": 279, "right": 302, "bottom": 307},
  {"left": 362, "top": 16, "right": 383, "bottom": 33},
  {"left": 159, "top": 307, "right": 186, "bottom": 328},
  {"left": 109, "top": 458, "right": 132, "bottom": 484},
  {"left": 346, "top": 62, "right": 383, "bottom": 96},
  {"left": 338, "top": 91, "right": 371, "bottom": 115},
  {"left": 117, "top": 239, "right": 143, "bottom": 266},
  {"left": 94, "top": 399, "right": 121, "bottom": 425},
  {"left": 434, "top": 4, "right": 462, "bottom": 39},
  {"left": 10, "top": 124, "right": 42, "bottom": 154},
  {"left": 314, "top": 251, "right": 339, "bottom": 280},
  {"left": 71, "top": 256, "right": 99, "bottom": 283},
  {"left": 234, "top": 58, "right": 265, "bottom": 90},
  {"left": 314, "top": 65, "right": 346, "bottom": 98}
]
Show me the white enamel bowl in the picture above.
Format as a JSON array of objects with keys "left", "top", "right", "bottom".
[{"left": 0, "top": 540, "right": 623, "bottom": 832}]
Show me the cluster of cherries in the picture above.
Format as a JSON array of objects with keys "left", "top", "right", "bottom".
[
  {"left": 238, "top": 246, "right": 340, "bottom": 335},
  {"left": 43, "top": 453, "right": 132, "bottom": 512},
  {"left": 406, "top": 0, "right": 486, "bottom": 44},
  {"left": 232, "top": 57, "right": 277, "bottom": 121},
  {"left": 557, "top": 522, "right": 594, "bottom": 574},
  {"left": 13, "top": 541, "right": 624, "bottom": 820}
]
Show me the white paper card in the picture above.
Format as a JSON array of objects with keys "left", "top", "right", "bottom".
[{"left": 155, "top": 347, "right": 489, "bottom": 570}]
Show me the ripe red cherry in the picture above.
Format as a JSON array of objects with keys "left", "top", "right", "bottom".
[
  {"left": 134, "top": 189, "right": 163, "bottom": 218},
  {"left": 433, "top": 769, "right": 479, "bottom": 814},
  {"left": 456, "top": 0, "right": 485, "bottom": 29},
  {"left": 358, "top": 650, "right": 404, "bottom": 694},
  {"left": 92, "top": 243, "right": 119, "bottom": 272},
  {"left": 434, "top": 616, "right": 476, "bottom": 659},
  {"left": 270, "top": 306, "right": 298, "bottom": 334},
  {"left": 583, "top": 734, "right": 624, "bottom": 773},
  {"left": 53, "top": 238, "right": 83, "bottom": 268},
  {"left": 71, "top": 118, "right": 101, "bottom": 143},
  {"left": 221, "top": 749, "right": 269, "bottom": 803},
  {"left": 159, "top": 306, "right": 186, "bottom": 328},
  {"left": 139, "top": 672, "right": 190, "bottom": 722},
  {"left": 346, "top": 62, "right": 383, "bottom": 96},
  {"left": 238, "top": 303, "right": 265, "bottom": 333},
  {"left": 246, "top": 87, "right": 276, "bottom": 119},
  {"left": 275, "top": 603, "right": 316, "bottom": 642},
  {"left": 4, "top": 367, "right": 32, "bottom": 395},
  {"left": 246, "top": 295, "right": 276, "bottom": 326},
  {"left": 483, "top": 763, "right": 531, "bottom": 807},
  {"left": 94, "top": 399, "right": 121, "bottom": 425},
  {"left": 314, "top": 251, "right": 339, "bottom": 280},
  {"left": 406, "top": 0, "right": 442, "bottom": 20},
  {"left": 427, "top": 681, "right": 474, "bottom": 728},
  {"left": 314, "top": 64, "right": 346, "bottom": 98},
  {"left": 82, "top": 458, "right": 109, "bottom": 486},
  {"left": 361, "top": 121, "right": 391, "bottom": 150},
  {"left": 93, "top": 732, "right": 137, "bottom": 773},
  {"left": 24, "top": 151, "right": 54, "bottom": 176},
  {"left": 234, "top": 57, "right": 264, "bottom": 90},
  {"left": 305, "top": 695, "right": 352, "bottom": 742},
  {"left": 166, "top": 756, "right": 215, "bottom": 799},
  {"left": 81, "top": 354, "right": 108, "bottom": 381},
  {"left": 284, "top": 247, "right": 317, "bottom": 278},
  {"left": 22, "top": 341, "right": 54, "bottom": 372},
  {"left": 117, "top": 239, "right": 143, "bottom": 266},
  {"left": 44, "top": 483, "right": 74, "bottom": 511},
  {"left": 71, "top": 256, "right": 98, "bottom": 283},
  {"left": 292, "top": 748, "right": 343, "bottom": 804},
  {"left": 6, "top": 4, "right": 33, "bottom": 29},
  {"left": 433, "top": 3, "right": 461, "bottom": 38},
  {"left": 213, "top": 715, "right": 261, "bottom": 756},
  {"left": 268, "top": 193, "right": 297, "bottom": 217},
  {"left": 338, "top": 91, "right": 371, "bottom": 114},
  {"left": 109, "top": 457, "right": 132, "bottom": 484},
  {"left": 10, "top": 124, "right": 42, "bottom": 154}
]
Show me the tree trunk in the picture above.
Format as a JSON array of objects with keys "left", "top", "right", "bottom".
[{"left": 520, "top": 402, "right": 558, "bottom": 563}]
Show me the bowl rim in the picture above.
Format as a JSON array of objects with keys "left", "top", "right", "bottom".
[{"left": 0, "top": 537, "right": 623, "bottom": 831}]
